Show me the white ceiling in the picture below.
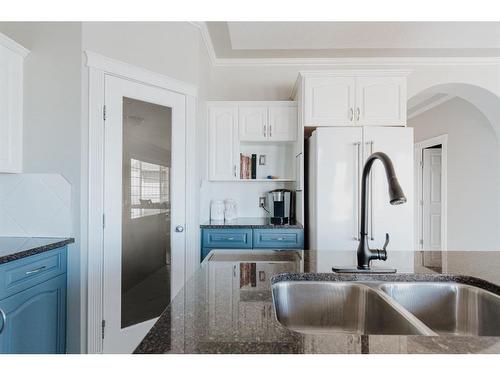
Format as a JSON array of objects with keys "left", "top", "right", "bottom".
[{"left": 206, "top": 22, "right": 500, "bottom": 58}]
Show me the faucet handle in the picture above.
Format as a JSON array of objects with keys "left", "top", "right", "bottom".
[{"left": 382, "top": 233, "right": 390, "bottom": 251}]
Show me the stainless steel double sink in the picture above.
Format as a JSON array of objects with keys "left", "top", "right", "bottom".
[{"left": 272, "top": 280, "right": 500, "bottom": 336}]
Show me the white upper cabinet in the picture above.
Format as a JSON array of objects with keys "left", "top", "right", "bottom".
[
  {"left": 268, "top": 105, "right": 297, "bottom": 141},
  {"left": 208, "top": 106, "right": 239, "bottom": 181},
  {"left": 304, "top": 76, "right": 355, "bottom": 126},
  {"left": 238, "top": 103, "right": 297, "bottom": 142},
  {"left": 356, "top": 76, "right": 406, "bottom": 126},
  {"left": 0, "top": 34, "right": 29, "bottom": 173},
  {"left": 239, "top": 106, "right": 268, "bottom": 141},
  {"left": 299, "top": 72, "right": 408, "bottom": 127}
]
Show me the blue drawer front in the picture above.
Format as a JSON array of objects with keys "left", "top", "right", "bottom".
[
  {"left": 202, "top": 229, "right": 253, "bottom": 249},
  {"left": 253, "top": 229, "right": 304, "bottom": 249},
  {"left": 0, "top": 247, "right": 67, "bottom": 300}
]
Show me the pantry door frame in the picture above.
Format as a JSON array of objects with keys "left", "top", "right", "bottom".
[{"left": 85, "top": 51, "right": 199, "bottom": 354}]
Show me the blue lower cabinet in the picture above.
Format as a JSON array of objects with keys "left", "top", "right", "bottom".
[
  {"left": 201, "top": 228, "right": 303, "bottom": 261},
  {"left": 0, "top": 246, "right": 67, "bottom": 354},
  {"left": 253, "top": 229, "right": 304, "bottom": 249}
]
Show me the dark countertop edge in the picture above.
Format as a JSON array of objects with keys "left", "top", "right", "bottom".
[
  {"left": 0, "top": 238, "right": 75, "bottom": 265},
  {"left": 200, "top": 223, "right": 304, "bottom": 229},
  {"left": 271, "top": 272, "right": 500, "bottom": 296}
]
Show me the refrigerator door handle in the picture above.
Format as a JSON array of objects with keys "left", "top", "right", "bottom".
[{"left": 354, "top": 141, "right": 361, "bottom": 240}]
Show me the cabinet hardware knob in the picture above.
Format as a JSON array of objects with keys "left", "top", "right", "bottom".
[{"left": 175, "top": 225, "right": 184, "bottom": 233}]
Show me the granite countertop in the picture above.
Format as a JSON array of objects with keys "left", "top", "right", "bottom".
[
  {"left": 135, "top": 249, "right": 500, "bottom": 354},
  {"left": 200, "top": 217, "right": 303, "bottom": 229},
  {"left": 0, "top": 237, "right": 75, "bottom": 265}
]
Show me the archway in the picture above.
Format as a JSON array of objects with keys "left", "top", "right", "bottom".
[{"left": 408, "top": 83, "right": 500, "bottom": 253}]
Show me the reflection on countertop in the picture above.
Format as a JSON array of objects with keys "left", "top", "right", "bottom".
[{"left": 135, "top": 249, "right": 500, "bottom": 354}]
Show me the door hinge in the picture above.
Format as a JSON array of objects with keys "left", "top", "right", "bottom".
[
  {"left": 102, "top": 214, "right": 106, "bottom": 229},
  {"left": 103, "top": 105, "right": 107, "bottom": 121},
  {"left": 101, "top": 319, "right": 106, "bottom": 339}
]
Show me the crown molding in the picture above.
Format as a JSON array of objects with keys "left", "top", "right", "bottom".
[
  {"left": 0, "top": 32, "right": 30, "bottom": 58},
  {"left": 190, "top": 24, "right": 500, "bottom": 68},
  {"left": 189, "top": 22, "right": 217, "bottom": 66},
  {"left": 213, "top": 56, "right": 500, "bottom": 67}
]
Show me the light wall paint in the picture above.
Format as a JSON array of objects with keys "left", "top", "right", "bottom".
[
  {"left": 409, "top": 97, "right": 500, "bottom": 251},
  {"left": 0, "top": 174, "right": 71, "bottom": 237},
  {"left": 0, "top": 22, "right": 82, "bottom": 353}
]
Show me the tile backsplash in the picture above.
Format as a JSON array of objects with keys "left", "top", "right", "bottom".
[{"left": 0, "top": 174, "right": 72, "bottom": 237}]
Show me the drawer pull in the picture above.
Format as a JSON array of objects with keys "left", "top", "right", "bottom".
[
  {"left": 25, "top": 266, "right": 47, "bottom": 275},
  {"left": 276, "top": 237, "right": 285, "bottom": 241},
  {"left": 227, "top": 237, "right": 235, "bottom": 240}
]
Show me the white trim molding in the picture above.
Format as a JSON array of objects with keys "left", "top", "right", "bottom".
[
  {"left": 414, "top": 134, "right": 448, "bottom": 254},
  {"left": 190, "top": 22, "right": 217, "bottom": 67},
  {"left": 85, "top": 51, "right": 198, "bottom": 97},
  {"left": 0, "top": 32, "right": 30, "bottom": 58}
]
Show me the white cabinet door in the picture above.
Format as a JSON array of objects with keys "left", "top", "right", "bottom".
[
  {"left": 363, "top": 127, "right": 414, "bottom": 253},
  {"left": 304, "top": 77, "right": 356, "bottom": 126},
  {"left": 268, "top": 105, "right": 297, "bottom": 141},
  {"left": 0, "top": 45, "right": 24, "bottom": 173},
  {"left": 356, "top": 76, "right": 406, "bottom": 126},
  {"left": 239, "top": 106, "right": 268, "bottom": 141},
  {"left": 209, "top": 106, "right": 239, "bottom": 180},
  {"left": 309, "top": 127, "right": 363, "bottom": 252}
]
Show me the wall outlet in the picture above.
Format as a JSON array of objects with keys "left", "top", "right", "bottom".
[{"left": 259, "top": 196, "right": 266, "bottom": 208}]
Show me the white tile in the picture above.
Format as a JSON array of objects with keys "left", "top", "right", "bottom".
[{"left": 39, "top": 174, "right": 72, "bottom": 207}]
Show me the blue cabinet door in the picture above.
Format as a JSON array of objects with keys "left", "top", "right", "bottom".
[{"left": 0, "top": 274, "right": 66, "bottom": 354}]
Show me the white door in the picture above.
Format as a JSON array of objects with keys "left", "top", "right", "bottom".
[
  {"left": 363, "top": 127, "right": 414, "bottom": 252},
  {"left": 304, "top": 76, "right": 356, "bottom": 126},
  {"left": 238, "top": 105, "right": 268, "bottom": 141},
  {"left": 356, "top": 76, "right": 406, "bottom": 126},
  {"left": 103, "top": 75, "right": 186, "bottom": 353},
  {"left": 309, "top": 127, "right": 363, "bottom": 253},
  {"left": 268, "top": 105, "right": 297, "bottom": 141},
  {"left": 209, "top": 105, "right": 239, "bottom": 180},
  {"left": 422, "top": 148, "right": 443, "bottom": 251}
]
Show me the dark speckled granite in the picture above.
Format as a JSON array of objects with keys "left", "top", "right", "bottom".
[
  {"left": 200, "top": 217, "right": 303, "bottom": 229},
  {"left": 0, "top": 237, "right": 74, "bottom": 265},
  {"left": 135, "top": 249, "right": 500, "bottom": 354}
]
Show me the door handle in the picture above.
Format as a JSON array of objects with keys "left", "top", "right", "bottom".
[
  {"left": 175, "top": 225, "right": 184, "bottom": 233},
  {"left": 349, "top": 108, "right": 354, "bottom": 122},
  {"left": 0, "top": 308, "right": 6, "bottom": 334},
  {"left": 263, "top": 125, "right": 266, "bottom": 137},
  {"left": 356, "top": 107, "right": 360, "bottom": 121}
]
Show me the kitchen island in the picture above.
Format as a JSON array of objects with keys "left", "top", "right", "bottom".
[{"left": 135, "top": 249, "right": 500, "bottom": 354}]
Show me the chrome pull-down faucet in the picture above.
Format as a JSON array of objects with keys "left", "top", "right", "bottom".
[{"left": 333, "top": 151, "right": 407, "bottom": 273}]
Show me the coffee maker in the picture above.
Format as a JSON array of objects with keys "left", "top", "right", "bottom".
[{"left": 266, "top": 189, "right": 294, "bottom": 225}]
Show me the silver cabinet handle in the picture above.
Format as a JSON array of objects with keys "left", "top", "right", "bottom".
[
  {"left": 175, "top": 225, "right": 184, "bottom": 233},
  {"left": 227, "top": 237, "right": 235, "bottom": 240},
  {"left": 349, "top": 108, "right": 354, "bottom": 122},
  {"left": 269, "top": 124, "right": 272, "bottom": 138},
  {"left": 233, "top": 165, "right": 237, "bottom": 177},
  {"left": 263, "top": 125, "right": 266, "bottom": 137},
  {"left": 354, "top": 142, "right": 361, "bottom": 240},
  {"left": 356, "top": 107, "right": 360, "bottom": 121},
  {"left": 0, "top": 308, "right": 6, "bottom": 334},
  {"left": 233, "top": 265, "right": 237, "bottom": 278},
  {"left": 25, "top": 266, "right": 46, "bottom": 275}
]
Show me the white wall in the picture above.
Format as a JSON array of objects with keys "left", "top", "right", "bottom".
[
  {"left": 409, "top": 97, "right": 500, "bottom": 250},
  {"left": 0, "top": 22, "right": 83, "bottom": 353}
]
